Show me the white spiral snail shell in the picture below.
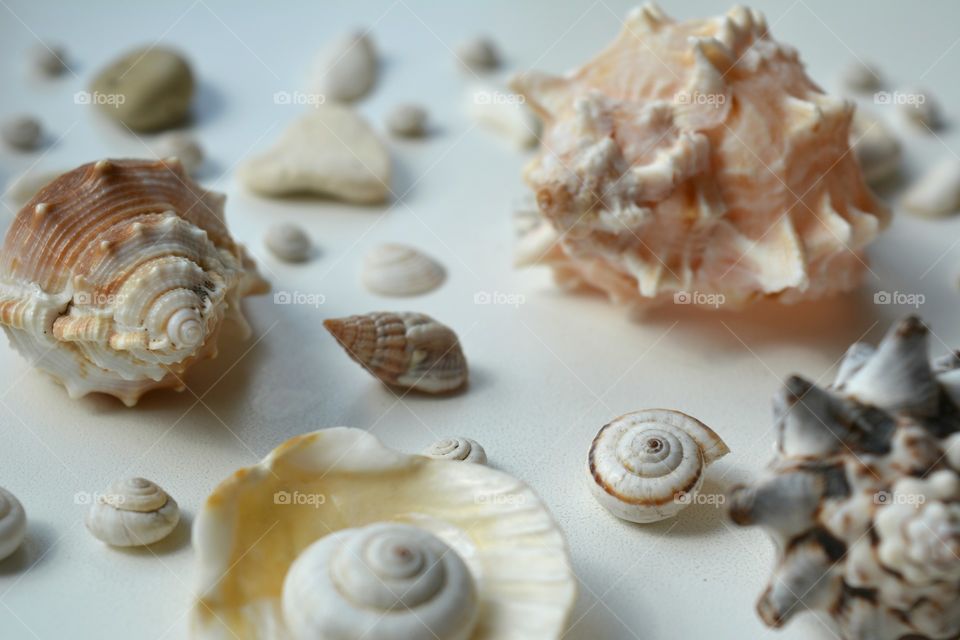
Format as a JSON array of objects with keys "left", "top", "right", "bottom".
[
  {"left": 282, "top": 522, "right": 478, "bottom": 640},
  {"left": 422, "top": 437, "right": 487, "bottom": 464},
  {"left": 0, "top": 486, "right": 27, "bottom": 561},
  {"left": 85, "top": 477, "right": 180, "bottom": 547},
  {"left": 0, "top": 159, "right": 268, "bottom": 405},
  {"left": 587, "top": 409, "right": 730, "bottom": 523}
]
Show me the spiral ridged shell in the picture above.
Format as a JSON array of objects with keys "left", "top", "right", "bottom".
[
  {"left": 0, "top": 486, "right": 27, "bottom": 561},
  {"left": 0, "top": 159, "right": 268, "bottom": 405},
  {"left": 423, "top": 437, "right": 487, "bottom": 464},
  {"left": 587, "top": 409, "right": 729, "bottom": 523},
  {"left": 282, "top": 523, "right": 478, "bottom": 640},
  {"left": 323, "top": 311, "right": 467, "bottom": 393},
  {"left": 85, "top": 477, "right": 179, "bottom": 547}
]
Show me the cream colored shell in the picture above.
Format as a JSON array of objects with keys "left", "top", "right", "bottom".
[
  {"left": 510, "top": 4, "right": 888, "bottom": 309},
  {"left": 282, "top": 522, "right": 479, "bottom": 640},
  {"left": 0, "top": 159, "right": 269, "bottom": 405},
  {"left": 423, "top": 437, "right": 487, "bottom": 464},
  {"left": 324, "top": 311, "right": 467, "bottom": 393},
  {"left": 0, "top": 486, "right": 27, "bottom": 561},
  {"left": 361, "top": 244, "right": 445, "bottom": 296},
  {"left": 587, "top": 409, "right": 729, "bottom": 523},
  {"left": 85, "top": 477, "right": 180, "bottom": 547},
  {"left": 191, "top": 427, "right": 576, "bottom": 639},
  {"left": 311, "top": 31, "right": 378, "bottom": 103}
]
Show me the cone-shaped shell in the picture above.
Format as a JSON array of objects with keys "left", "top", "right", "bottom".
[
  {"left": 511, "top": 4, "right": 888, "bottom": 310},
  {"left": 729, "top": 316, "right": 960, "bottom": 639},
  {"left": 323, "top": 311, "right": 467, "bottom": 393},
  {"left": 0, "top": 159, "right": 268, "bottom": 405},
  {"left": 191, "top": 427, "right": 576, "bottom": 639}
]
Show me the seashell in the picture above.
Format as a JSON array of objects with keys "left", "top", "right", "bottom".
[
  {"left": 386, "top": 103, "right": 428, "bottom": 137},
  {"left": 192, "top": 427, "right": 575, "bottom": 639},
  {"left": 264, "top": 223, "right": 312, "bottom": 263},
  {"left": 238, "top": 105, "right": 391, "bottom": 203},
  {"left": 90, "top": 46, "right": 194, "bottom": 132},
  {"left": 0, "top": 159, "right": 269, "bottom": 405},
  {"left": 456, "top": 36, "right": 500, "bottom": 71},
  {"left": 587, "top": 409, "right": 729, "bottom": 523},
  {"left": 311, "top": 31, "right": 378, "bottom": 102},
  {"left": 840, "top": 59, "right": 883, "bottom": 93},
  {"left": 1, "top": 115, "right": 42, "bottom": 151},
  {"left": 361, "top": 243, "right": 445, "bottom": 296},
  {"left": 729, "top": 316, "right": 960, "bottom": 639},
  {"left": 467, "top": 83, "right": 540, "bottom": 148},
  {"left": 27, "top": 43, "right": 68, "bottom": 77},
  {"left": 851, "top": 108, "right": 901, "bottom": 186},
  {"left": 900, "top": 87, "right": 942, "bottom": 130},
  {"left": 510, "top": 4, "right": 889, "bottom": 310},
  {"left": 85, "top": 477, "right": 179, "bottom": 547},
  {"left": 323, "top": 312, "right": 467, "bottom": 393},
  {"left": 153, "top": 131, "right": 204, "bottom": 175},
  {"left": 4, "top": 167, "right": 65, "bottom": 208},
  {"left": 901, "top": 156, "right": 960, "bottom": 217},
  {"left": 423, "top": 437, "right": 487, "bottom": 464},
  {"left": 0, "top": 486, "right": 27, "bottom": 561},
  {"left": 282, "top": 522, "right": 479, "bottom": 640}
]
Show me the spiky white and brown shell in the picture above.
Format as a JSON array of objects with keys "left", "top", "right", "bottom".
[
  {"left": 730, "top": 316, "right": 960, "bottom": 640},
  {"left": 191, "top": 427, "right": 576, "bottom": 639},
  {"left": 587, "top": 409, "right": 729, "bottom": 523},
  {"left": 511, "top": 4, "right": 888, "bottom": 309},
  {"left": 0, "top": 159, "right": 268, "bottom": 406},
  {"left": 323, "top": 311, "right": 467, "bottom": 393}
]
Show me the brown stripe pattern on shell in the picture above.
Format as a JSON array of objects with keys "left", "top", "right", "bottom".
[
  {"left": 0, "top": 158, "right": 268, "bottom": 406},
  {"left": 323, "top": 312, "right": 467, "bottom": 394}
]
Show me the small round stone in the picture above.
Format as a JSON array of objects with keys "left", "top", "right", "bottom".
[
  {"left": 386, "top": 104, "right": 428, "bottom": 138},
  {"left": 265, "top": 223, "right": 312, "bottom": 263},
  {"left": 456, "top": 36, "right": 500, "bottom": 71},
  {"left": 28, "top": 43, "right": 68, "bottom": 77},
  {"left": 1, "top": 116, "right": 43, "bottom": 151}
]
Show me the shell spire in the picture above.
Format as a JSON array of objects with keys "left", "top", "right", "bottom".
[
  {"left": 510, "top": 5, "right": 888, "bottom": 310},
  {"left": 0, "top": 159, "right": 268, "bottom": 406},
  {"left": 730, "top": 316, "right": 960, "bottom": 639}
]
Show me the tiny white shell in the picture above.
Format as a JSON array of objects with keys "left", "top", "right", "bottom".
[
  {"left": 85, "top": 477, "right": 180, "bottom": 547},
  {"left": 362, "top": 243, "right": 445, "bottom": 296},
  {"left": 901, "top": 156, "right": 960, "bottom": 218},
  {"left": 1, "top": 115, "right": 42, "bottom": 151},
  {"left": 0, "top": 486, "right": 27, "bottom": 561},
  {"left": 900, "top": 88, "right": 942, "bottom": 130},
  {"left": 154, "top": 131, "right": 204, "bottom": 175},
  {"left": 28, "top": 43, "right": 68, "bottom": 77},
  {"left": 265, "top": 223, "right": 312, "bottom": 262},
  {"left": 386, "top": 103, "right": 428, "bottom": 138},
  {"left": 467, "top": 84, "right": 540, "bottom": 149},
  {"left": 840, "top": 59, "right": 882, "bottom": 93},
  {"left": 282, "top": 522, "right": 479, "bottom": 640},
  {"left": 456, "top": 36, "right": 500, "bottom": 71},
  {"left": 587, "top": 409, "right": 730, "bottom": 523},
  {"left": 423, "top": 437, "right": 487, "bottom": 464},
  {"left": 313, "top": 31, "right": 378, "bottom": 102}
]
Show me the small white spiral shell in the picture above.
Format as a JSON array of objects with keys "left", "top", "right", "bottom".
[
  {"left": 422, "top": 437, "right": 487, "bottom": 464},
  {"left": 586, "top": 409, "right": 730, "bottom": 523},
  {"left": 282, "top": 522, "right": 479, "bottom": 640},
  {"left": 0, "top": 486, "right": 27, "bottom": 561},
  {"left": 85, "top": 477, "right": 180, "bottom": 547}
]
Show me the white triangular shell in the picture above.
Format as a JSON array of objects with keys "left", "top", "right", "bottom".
[
  {"left": 361, "top": 244, "right": 445, "bottom": 296},
  {"left": 0, "top": 159, "right": 268, "bottom": 405},
  {"left": 191, "top": 427, "right": 576, "bottom": 639}
]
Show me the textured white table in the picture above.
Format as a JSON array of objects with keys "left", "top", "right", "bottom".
[{"left": 1, "top": 1, "right": 959, "bottom": 638}]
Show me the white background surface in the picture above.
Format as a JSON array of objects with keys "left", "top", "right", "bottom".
[{"left": 1, "top": 1, "right": 959, "bottom": 638}]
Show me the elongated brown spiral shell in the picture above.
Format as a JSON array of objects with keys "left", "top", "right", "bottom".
[{"left": 0, "top": 158, "right": 268, "bottom": 405}]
